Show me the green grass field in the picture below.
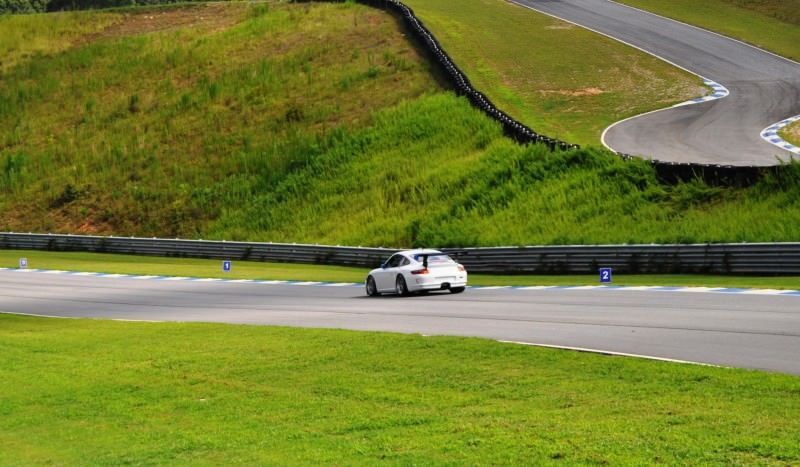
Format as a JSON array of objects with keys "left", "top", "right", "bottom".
[
  {"left": 1, "top": 314, "right": 799, "bottom": 464},
  {"left": 2, "top": 249, "right": 799, "bottom": 289},
  {"left": 617, "top": 0, "right": 800, "bottom": 61},
  {"left": 402, "top": 0, "right": 704, "bottom": 146}
]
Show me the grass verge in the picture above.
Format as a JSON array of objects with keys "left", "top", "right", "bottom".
[
  {"left": 1, "top": 314, "right": 799, "bottom": 464},
  {"left": 616, "top": 0, "right": 800, "bottom": 61},
  {"left": 780, "top": 121, "right": 800, "bottom": 147},
  {"left": 2, "top": 249, "right": 798, "bottom": 289},
  {"left": 402, "top": 0, "right": 705, "bottom": 145}
]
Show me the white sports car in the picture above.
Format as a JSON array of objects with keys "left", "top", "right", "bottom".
[{"left": 365, "top": 249, "right": 468, "bottom": 296}]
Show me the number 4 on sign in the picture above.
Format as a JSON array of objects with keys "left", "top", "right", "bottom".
[{"left": 599, "top": 268, "right": 612, "bottom": 283}]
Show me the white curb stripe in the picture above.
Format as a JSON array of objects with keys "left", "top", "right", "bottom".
[
  {"left": 760, "top": 115, "right": 800, "bottom": 155},
  {"left": 1, "top": 268, "right": 797, "bottom": 296}
]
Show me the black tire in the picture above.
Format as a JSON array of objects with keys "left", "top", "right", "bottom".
[
  {"left": 366, "top": 276, "right": 380, "bottom": 297},
  {"left": 395, "top": 275, "right": 410, "bottom": 296},
  {"left": 449, "top": 286, "right": 466, "bottom": 294}
]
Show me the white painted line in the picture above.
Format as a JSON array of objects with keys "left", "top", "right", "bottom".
[
  {"left": 322, "top": 282, "right": 358, "bottom": 287},
  {"left": 193, "top": 278, "right": 222, "bottom": 282},
  {"left": 515, "top": 286, "right": 559, "bottom": 290},
  {"left": 736, "top": 289, "right": 791, "bottom": 295},
  {"left": 472, "top": 286, "right": 512, "bottom": 290},
  {"left": 71, "top": 272, "right": 100, "bottom": 276},
  {"left": 161, "top": 276, "right": 190, "bottom": 281},
  {"left": 110, "top": 318, "right": 165, "bottom": 323},
  {"left": 0, "top": 310, "right": 76, "bottom": 320},
  {"left": 674, "top": 287, "right": 724, "bottom": 293},
  {"left": 289, "top": 281, "right": 322, "bottom": 286},
  {"left": 99, "top": 274, "right": 126, "bottom": 278},
  {"left": 0, "top": 310, "right": 164, "bottom": 323},
  {"left": 499, "top": 340, "right": 721, "bottom": 367},
  {"left": 41, "top": 270, "right": 69, "bottom": 274},
  {"left": 131, "top": 275, "right": 158, "bottom": 280},
  {"left": 258, "top": 280, "right": 289, "bottom": 285},
  {"left": 225, "top": 279, "right": 256, "bottom": 283}
]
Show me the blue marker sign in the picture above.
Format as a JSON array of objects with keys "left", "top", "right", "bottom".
[
  {"left": 19, "top": 258, "right": 28, "bottom": 269},
  {"left": 599, "top": 267, "right": 612, "bottom": 283},
  {"left": 222, "top": 260, "right": 232, "bottom": 272}
]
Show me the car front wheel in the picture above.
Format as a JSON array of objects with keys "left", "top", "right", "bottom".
[{"left": 366, "top": 276, "right": 380, "bottom": 297}]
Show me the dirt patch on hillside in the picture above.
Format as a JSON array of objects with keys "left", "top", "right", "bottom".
[
  {"left": 81, "top": 3, "right": 245, "bottom": 43},
  {"left": 539, "top": 87, "right": 605, "bottom": 97},
  {"left": 545, "top": 24, "right": 575, "bottom": 30}
]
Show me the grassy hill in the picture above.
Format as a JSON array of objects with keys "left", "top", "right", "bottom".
[{"left": 1, "top": 1, "right": 799, "bottom": 247}]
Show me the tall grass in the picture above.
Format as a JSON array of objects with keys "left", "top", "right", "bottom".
[
  {"left": 0, "top": 10, "right": 120, "bottom": 71},
  {"left": 206, "top": 93, "right": 800, "bottom": 246},
  {"left": 0, "top": 2, "right": 438, "bottom": 235}
]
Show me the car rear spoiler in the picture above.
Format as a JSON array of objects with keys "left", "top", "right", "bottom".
[{"left": 416, "top": 250, "right": 468, "bottom": 268}]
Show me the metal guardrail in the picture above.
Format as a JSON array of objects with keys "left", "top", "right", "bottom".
[{"left": 2, "top": 233, "right": 799, "bottom": 275}]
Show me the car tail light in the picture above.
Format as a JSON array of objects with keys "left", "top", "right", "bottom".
[
  {"left": 457, "top": 264, "right": 466, "bottom": 272},
  {"left": 411, "top": 268, "right": 429, "bottom": 275}
]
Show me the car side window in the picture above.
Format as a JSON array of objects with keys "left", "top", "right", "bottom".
[
  {"left": 401, "top": 257, "right": 410, "bottom": 266},
  {"left": 386, "top": 255, "right": 403, "bottom": 268}
]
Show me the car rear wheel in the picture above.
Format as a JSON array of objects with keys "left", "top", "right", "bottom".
[
  {"left": 449, "top": 286, "right": 465, "bottom": 294},
  {"left": 395, "top": 275, "right": 409, "bottom": 296},
  {"left": 366, "top": 276, "right": 380, "bottom": 296}
]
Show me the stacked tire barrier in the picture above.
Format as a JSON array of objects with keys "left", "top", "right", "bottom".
[
  {"left": 3, "top": 233, "right": 800, "bottom": 275},
  {"left": 306, "top": 0, "right": 785, "bottom": 187},
  {"left": 298, "top": 0, "right": 578, "bottom": 152}
]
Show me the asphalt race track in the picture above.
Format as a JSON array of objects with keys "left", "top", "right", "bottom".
[
  {"left": 511, "top": 0, "right": 800, "bottom": 166},
  {"left": 2, "top": 270, "right": 799, "bottom": 375}
]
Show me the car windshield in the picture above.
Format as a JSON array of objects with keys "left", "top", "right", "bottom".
[{"left": 414, "top": 254, "right": 453, "bottom": 264}]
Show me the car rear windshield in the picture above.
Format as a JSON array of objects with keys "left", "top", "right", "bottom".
[{"left": 414, "top": 254, "right": 453, "bottom": 264}]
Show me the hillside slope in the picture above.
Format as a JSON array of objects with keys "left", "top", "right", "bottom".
[{"left": 1, "top": 1, "right": 799, "bottom": 246}]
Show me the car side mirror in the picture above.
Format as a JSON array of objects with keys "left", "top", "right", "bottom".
[{"left": 380, "top": 262, "right": 387, "bottom": 269}]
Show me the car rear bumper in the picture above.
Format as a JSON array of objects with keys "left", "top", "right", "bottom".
[{"left": 410, "top": 276, "right": 468, "bottom": 292}]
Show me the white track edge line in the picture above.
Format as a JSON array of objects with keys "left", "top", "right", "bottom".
[
  {"left": 607, "top": 0, "right": 800, "bottom": 67},
  {"left": 499, "top": 339, "right": 723, "bottom": 367},
  {"left": 0, "top": 310, "right": 164, "bottom": 323}
]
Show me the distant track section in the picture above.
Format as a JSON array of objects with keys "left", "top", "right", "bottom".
[{"left": 510, "top": 0, "right": 800, "bottom": 167}]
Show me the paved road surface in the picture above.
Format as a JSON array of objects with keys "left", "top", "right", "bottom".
[
  {"left": 510, "top": 0, "right": 800, "bottom": 165},
  {"left": 1, "top": 270, "right": 799, "bottom": 375}
]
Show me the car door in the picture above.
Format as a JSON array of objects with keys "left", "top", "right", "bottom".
[{"left": 375, "top": 254, "right": 403, "bottom": 291}]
